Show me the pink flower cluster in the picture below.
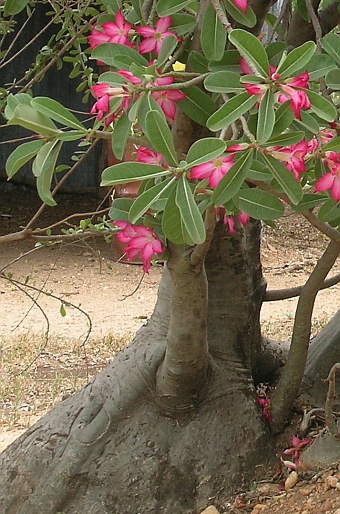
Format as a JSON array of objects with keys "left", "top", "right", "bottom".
[
  {"left": 242, "top": 60, "right": 311, "bottom": 120},
  {"left": 115, "top": 221, "right": 163, "bottom": 273}
]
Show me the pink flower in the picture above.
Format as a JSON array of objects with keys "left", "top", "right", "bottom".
[
  {"left": 136, "top": 17, "right": 178, "bottom": 55},
  {"left": 240, "top": 58, "right": 253, "bottom": 75},
  {"left": 288, "top": 71, "right": 309, "bottom": 89},
  {"left": 278, "top": 85, "right": 311, "bottom": 120},
  {"left": 282, "top": 435, "right": 311, "bottom": 469},
  {"left": 256, "top": 396, "right": 272, "bottom": 423},
  {"left": 190, "top": 153, "right": 235, "bottom": 188},
  {"left": 115, "top": 221, "right": 163, "bottom": 273},
  {"left": 136, "top": 147, "right": 164, "bottom": 165},
  {"left": 223, "top": 212, "right": 250, "bottom": 234},
  {"left": 151, "top": 77, "right": 185, "bottom": 120},
  {"left": 272, "top": 141, "right": 309, "bottom": 180},
  {"left": 88, "top": 28, "right": 110, "bottom": 50},
  {"left": 101, "top": 10, "right": 133, "bottom": 47},
  {"left": 233, "top": 0, "right": 248, "bottom": 13},
  {"left": 90, "top": 82, "right": 130, "bottom": 122},
  {"left": 315, "top": 152, "right": 340, "bottom": 201}
]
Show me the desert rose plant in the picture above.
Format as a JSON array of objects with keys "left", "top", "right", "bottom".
[{"left": 1, "top": 0, "right": 340, "bottom": 511}]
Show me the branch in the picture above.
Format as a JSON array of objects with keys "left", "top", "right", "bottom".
[
  {"left": 325, "top": 363, "right": 340, "bottom": 439},
  {"left": 271, "top": 238, "right": 340, "bottom": 433},
  {"left": 264, "top": 271, "right": 340, "bottom": 301},
  {"left": 190, "top": 207, "right": 217, "bottom": 266},
  {"left": 301, "top": 210, "right": 340, "bottom": 246},
  {"left": 0, "top": 227, "right": 117, "bottom": 245}
]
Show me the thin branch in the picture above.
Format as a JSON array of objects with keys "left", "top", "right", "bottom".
[
  {"left": 37, "top": 207, "right": 110, "bottom": 233},
  {"left": 0, "top": 227, "right": 117, "bottom": 245},
  {"left": 264, "top": 271, "right": 340, "bottom": 301},
  {"left": 301, "top": 210, "right": 340, "bottom": 246},
  {"left": 305, "top": 0, "right": 322, "bottom": 52},
  {"left": 210, "top": 0, "right": 232, "bottom": 33},
  {"left": 325, "top": 363, "right": 340, "bottom": 439},
  {"left": 267, "top": 0, "right": 291, "bottom": 44}
]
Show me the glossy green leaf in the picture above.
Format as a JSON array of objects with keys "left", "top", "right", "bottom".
[
  {"left": 318, "top": 199, "right": 340, "bottom": 222},
  {"left": 176, "top": 176, "right": 206, "bottom": 244},
  {"left": 162, "top": 187, "right": 194, "bottom": 244},
  {"left": 207, "top": 92, "right": 257, "bottom": 131},
  {"left": 209, "top": 50, "right": 240, "bottom": 72},
  {"left": 247, "top": 160, "right": 272, "bottom": 182},
  {"left": 31, "top": 97, "right": 86, "bottom": 130},
  {"left": 4, "top": 93, "right": 32, "bottom": 120},
  {"left": 101, "top": 162, "right": 171, "bottom": 186},
  {"left": 186, "top": 138, "right": 226, "bottom": 167},
  {"left": 200, "top": 3, "right": 226, "bottom": 61},
  {"left": 307, "top": 54, "right": 337, "bottom": 81},
  {"left": 293, "top": 111, "right": 320, "bottom": 135},
  {"left": 157, "top": 35, "right": 179, "bottom": 67},
  {"left": 4, "top": 0, "right": 29, "bottom": 14},
  {"left": 276, "top": 41, "right": 316, "bottom": 79},
  {"left": 262, "top": 154, "right": 303, "bottom": 205},
  {"left": 170, "top": 14, "right": 196, "bottom": 35},
  {"left": 305, "top": 89, "right": 337, "bottom": 122},
  {"left": 98, "top": 72, "right": 126, "bottom": 86},
  {"left": 257, "top": 89, "right": 275, "bottom": 143},
  {"left": 211, "top": 150, "right": 253, "bottom": 205},
  {"left": 321, "top": 33, "right": 340, "bottom": 67},
  {"left": 145, "top": 110, "right": 178, "bottom": 166},
  {"left": 92, "top": 43, "right": 148, "bottom": 68},
  {"left": 292, "top": 194, "right": 328, "bottom": 212},
  {"left": 177, "top": 86, "right": 217, "bottom": 126},
  {"left": 55, "top": 130, "right": 88, "bottom": 141},
  {"left": 265, "top": 131, "right": 305, "bottom": 147},
  {"left": 6, "top": 140, "right": 45, "bottom": 179},
  {"left": 129, "top": 178, "right": 176, "bottom": 223},
  {"left": 32, "top": 140, "right": 58, "bottom": 178},
  {"left": 271, "top": 101, "right": 294, "bottom": 137},
  {"left": 266, "top": 42, "right": 287, "bottom": 65},
  {"left": 8, "top": 105, "right": 61, "bottom": 137},
  {"left": 111, "top": 114, "right": 132, "bottom": 160},
  {"left": 204, "top": 71, "right": 243, "bottom": 93},
  {"left": 36, "top": 142, "right": 62, "bottom": 207},
  {"left": 228, "top": 29, "right": 270, "bottom": 77},
  {"left": 326, "top": 69, "right": 340, "bottom": 90},
  {"left": 323, "top": 136, "right": 340, "bottom": 152},
  {"left": 157, "top": 0, "right": 194, "bottom": 16},
  {"left": 109, "top": 198, "right": 133, "bottom": 222},
  {"left": 187, "top": 51, "right": 209, "bottom": 73},
  {"left": 237, "top": 189, "right": 284, "bottom": 220},
  {"left": 224, "top": 0, "right": 256, "bottom": 27}
]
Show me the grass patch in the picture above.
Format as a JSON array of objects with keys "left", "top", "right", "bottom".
[{"left": 0, "top": 332, "right": 130, "bottom": 430}]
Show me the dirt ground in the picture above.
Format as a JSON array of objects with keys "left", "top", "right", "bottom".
[{"left": 0, "top": 182, "right": 339, "bottom": 513}]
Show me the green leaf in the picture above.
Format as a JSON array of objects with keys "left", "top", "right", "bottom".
[
  {"left": 211, "top": 150, "right": 253, "bottom": 205},
  {"left": 292, "top": 193, "right": 328, "bottom": 212},
  {"left": 111, "top": 114, "right": 132, "bottom": 160},
  {"left": 228, "top": 29, "right": 270, "bottom": 78},
  {"left": 32, "top": 140, "right": 58, "bottom": 178},
  {"left": 305, "top": 89, "right": 337, "bottom": 122},
  {"left": 262, "top": 154, "right": 303, "bottom": 205},
  {"left": 177, "top": 86, "right": 217, "bottom": 126},
  {"left": 323, "top": 136, "right": 340, "bottom": 152},
  {"left": 157, "top": 35, "right": 179, "bottom": 68},
  {"left": 31, "top": 97, "right": 86, "bottom": 131},
  {"left": 101, "top": 162, "right": 171, "bottom": 186},
  {"left": 200, "top": 3, "right": 226, "bottom": 61},
  {"left": 92, "top": 43, "right": 148, "bottom": 69},
  {"left": 271, "top": 101, "right": 294, "bottom": 137},
  {"left": 176, "top": 176, "right": 206, "bottom": 244},
  {"left": 4, "top": 93, "right": 32, "bottom": 120},
  {"left": 129, "top": 178, "right": 176, "bottom": 223},
  {"left": 109, "top": 198, "right": 133, "bottom": 222},
  {"left": 145, "top": 110, "right": 179, "bottom": 166},
  {"left": 276, "top": 41, "right": 316, "bottom": 79},
  {"left": 170, "top": 13, "right": 196, "bottom": 36},
  {"left": 186, "top": 138, "right": 226, "bottom": 167},
  {"left": 8, "top": 105, "right": 61, "bottom": 137},
  {"left": 36, "top": 142, "right": 62, "bottom": 207},
  {"left": 162, "top": 187, "right": 194, "bottom": 244},
  {"left": 207, "top": 92, "right": 257, "bottom": 131},
  {"left": 237, "top": 189, "right": 284, "bottom": 220},
  {"left": 204, "top": 71, "right": 243, "bottom": 93},
  {"left": 266, "top": 42, "right": 287, "bottom": 65},
  {"left": 224, "top": 0, "right": 256, "bottom": 27},
  {"left": 60, "top": 304, "right": 67, "bottom": 317},
  {"left": 55, "top": 130, "right": 87, "bottom": 141},
  {"left": 157, "top": 0, "right": 194, "bottom": 16},
  {"left": 187, "top": 51, "right": 209, "bottom": 73},
  {"left": 257, "top": 89, "right": 275, "bottom": 143},
  {"left": 318, "top": 199, "right": 340, "bottom": 222},
  {"left": 326, "top": 69, "right": 340, "bottom": 90},
  {"left": 4, "top": 0, "right": 29, "bottom": 14},
  {"left": 6, "top": 140, "right": 45, "bottom": 179},
  {"left": 247, "top": 160, "right": 272, "bottom": 182},
  {"left": 321, "top": 33, "right": 340, "bottom": 67},
  {"left": 265, "top": 131, "right": 305, "bottom": 147},
  {"left": 293, "top": 110, "right": 320, "bottom": 135},
  {"left": 307, "top": 54, "right": 337, "bottom": 81}
]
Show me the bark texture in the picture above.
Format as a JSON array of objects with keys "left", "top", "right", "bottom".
[{"left": 0, "top": 224, "right": 274, "bottom": 514}]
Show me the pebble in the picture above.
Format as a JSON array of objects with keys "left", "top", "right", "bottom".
[
  {"left": 251, "top": 505, "right": 267, "bottom": 513},
  {"left": 285, "top": 470, "right": 299, "bottom": 490},
  {"left": 199, "top": 506, "right": 220, "bottom": 514},
  {"left": 298, "top": 485, "right": 314, "bottom": 496}
]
